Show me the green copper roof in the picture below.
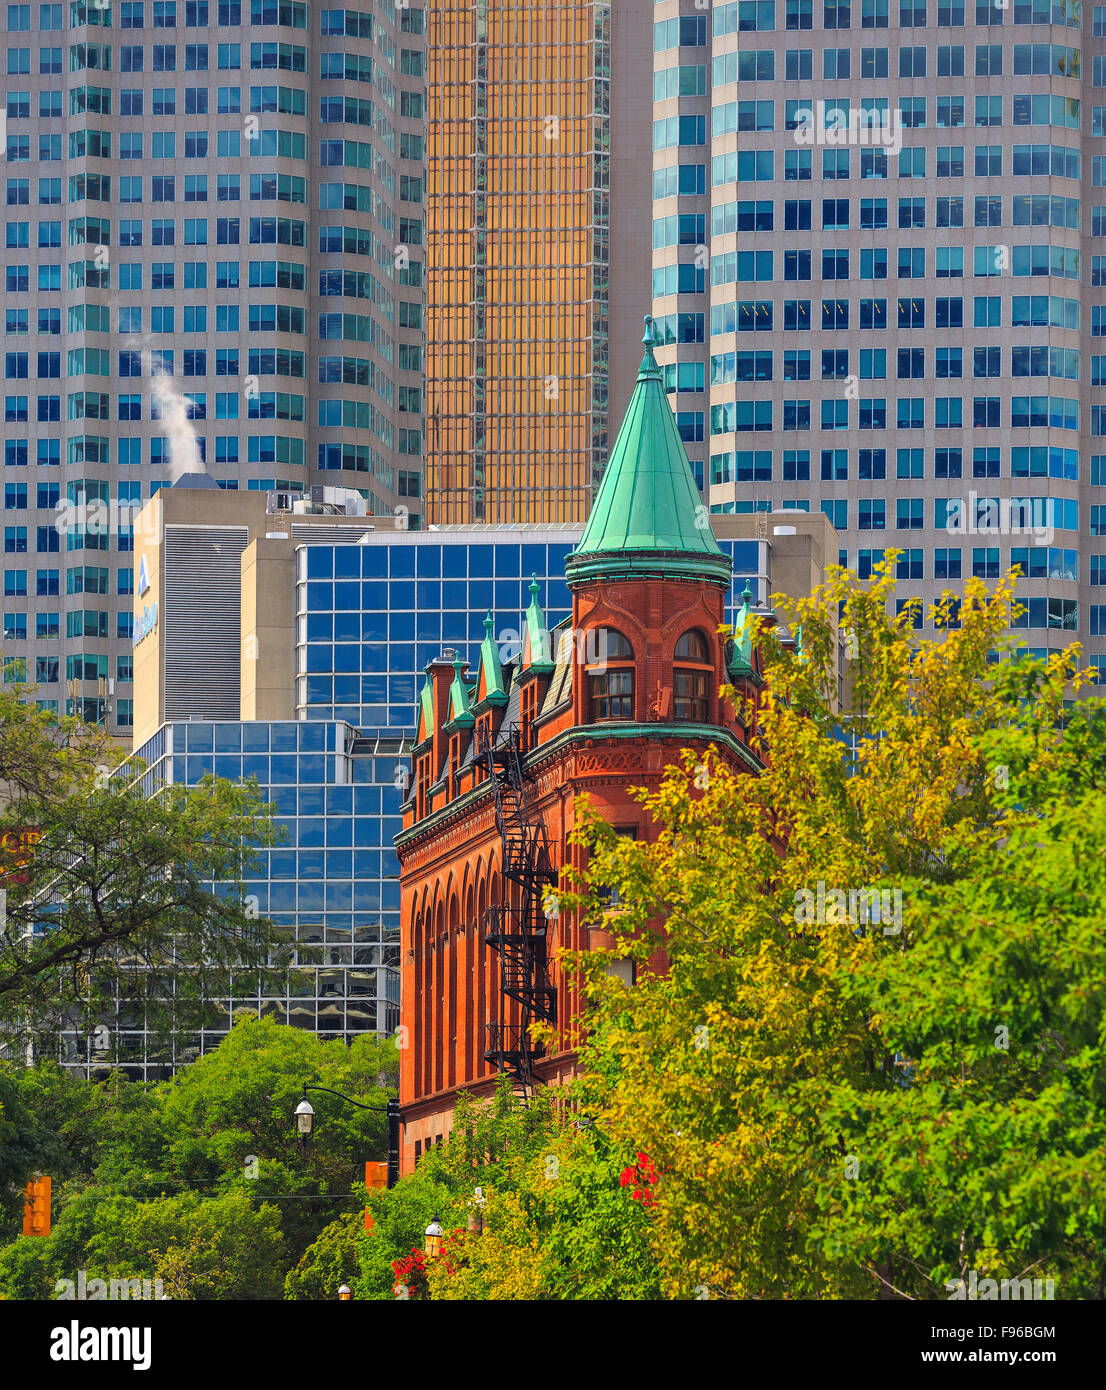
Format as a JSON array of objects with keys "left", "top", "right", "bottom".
[
  {"left": 475, "top": 610, "right": 509, "bottom": 705},
  {"left": 567, "top": 315, "right": 732, "bottom": 587},
  {"left": 445, "top": 657, "right": 475, "bottom": 730},
  {"left": 522, "top": 577, "right": 554, "bottom": 673},
  {"left": 728, "top": 580, "right": 755, "bottom": 677}
]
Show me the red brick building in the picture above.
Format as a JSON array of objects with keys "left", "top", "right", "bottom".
[{"left": 395, "top": 319, "right": 768, "bottom": 1171}]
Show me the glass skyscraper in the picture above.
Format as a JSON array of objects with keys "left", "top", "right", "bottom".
[
  {"left": 422, "top": 0, "right": 655, "bottom": 525},
  {"left": 0, "top": 0, "right": 426, "bottom": 738},
  {"left": 651, "top": 0, "right": 1105, "bottom": 674},
  {"left": 119, "top": 718, "right": 404, "bottom": 1078}
]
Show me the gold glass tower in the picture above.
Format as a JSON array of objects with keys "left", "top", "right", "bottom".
[{"left": 425, "top": 0, "right": 630, "bottom": 524}]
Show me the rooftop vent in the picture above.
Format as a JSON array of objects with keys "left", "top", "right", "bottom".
[{"left": 172, "top": 473, "right": 219, "bottom": 489}]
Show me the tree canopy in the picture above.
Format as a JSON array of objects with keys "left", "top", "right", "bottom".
[
  {"left": 0, "top": 1016, "right": 398, "bottom": 1299},
  {"left": 0, "top": 685, "right": 284, "bottom": 1054},
  {"left": 551, "top": 559, "right": 1106, "bottom": 1299}
]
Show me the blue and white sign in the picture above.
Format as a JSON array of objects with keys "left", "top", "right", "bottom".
[{"left": 133, "top": 601, "right": 158, "bottom": 646}]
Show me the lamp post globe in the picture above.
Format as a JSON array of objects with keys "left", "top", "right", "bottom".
[
  {"left": 338, "top": 1285, "right": 351, "bottom": 1302},
  {"left": 424, "top": 1217, "right": 444, "bottom": 1258},
  {"left": 294, "top": 1091, "right": 315, "bottom": 1143}
]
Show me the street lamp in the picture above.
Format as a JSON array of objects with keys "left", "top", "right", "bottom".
[
  {"left": 293, "top": 1083, "right": 401, "bottom": 1189},
  {"left": 424, "top": 1217, "right": 444, "bottom": 1259},
  {"left": 294, "top": 1095, "right": 315, "bottom": 1141},
  {"left": 338, "top": 1285, "right": 351, "bottom": 1302}
]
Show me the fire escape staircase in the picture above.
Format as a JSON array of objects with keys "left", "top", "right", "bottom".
[{"left": 477, "top": 723, "right": 557, "bottom": 1102}]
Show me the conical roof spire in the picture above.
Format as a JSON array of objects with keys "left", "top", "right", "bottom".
[
  {"left": 475, "top": 610, "right": 508, "bottom": 705},
  {"left": 566, "top": 315, "right": 731, "bottom": 587},
  {"left": 522, "top": 576, "right": 554, "bottom": 672},
  {"left": 415, "top": 664, "right": 435, "bottom": 745},
  {"left": 445, "top": 656, "right": 475, "bottom": 729}
]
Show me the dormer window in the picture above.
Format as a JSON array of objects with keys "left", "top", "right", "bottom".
[
  {"left": 674, "top": 629, "right": 711, "bottom": 722},
  {"left": 521, "top": 679, "right": 539, "bottom": 747},
  {"left": 415, "top": 752, "right": 432, "bottom": 820},
  {"left": 448, "top": 733, "right": 462, "bottom": 799},
  {"left": 587, "top": 628, "right": 634, "bottom": 720}
]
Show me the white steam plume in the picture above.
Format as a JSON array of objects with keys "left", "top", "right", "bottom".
[{"left": 145, "top": 352, "right": 204, "bottom": 483}]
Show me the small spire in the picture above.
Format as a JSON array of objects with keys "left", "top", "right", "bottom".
[
  {"left": 477, "top": 607, "right": 508, "bottom": 703},
  {"left": 635, "top": 314, "right": 663, "bottom": 383},
  {"left": 523, "top": 574, "right": 553, "bottom": 671},
  {"left": 729, "top": 580, "right": 756, "bottom": 677}
]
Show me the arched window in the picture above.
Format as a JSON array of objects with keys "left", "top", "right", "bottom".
[
  {"left": 675, "top": 630, "right": 709, "bottom": 662},
  {"left": 674, "top": 628, "right": 710, "bottom": 721},
  {"left": 592, "top": 628, "right": 633, "bottom": 662},
  {"left": 587, "top": 628, "right": 634, "bottom": 720}
]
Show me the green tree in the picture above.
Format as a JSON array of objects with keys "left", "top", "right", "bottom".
[
  {"left": 423, "top": 1119, "right": 662, "bottom": 1302},
  {"left": 0, "top": 1061, "right": 107, "bottom": 1227},
  {"left": 284, "top": 1212, "right": 364, "bottom": 1302},
  {"left": 0, "top": 681, "right": 114, "bottom": 805},
  {"left": 92, "top": 1192, "right": 286, "bottom": 1301},
  {"left": 0, "top": 1190, "right": 285, "bottom": 1300},
  {"left": 352, "top": 1081, "right": 549, "bottom": 1300},
  {"left": 0, "top": 1017, "right": 399, "bottom": 1297},
  {"left": 557, "top": 561, "right": 1106, "bottom": 1299},
  {"left": 351, "top": 1079, "right": 661, "bottom": 1301},
  {"left": 0, "top": 684, "right": 285, "bottom": 1051},
  {"left": 148, "top": 1015, "right": 396, "bottom": 1265},
  {"left": 0, "top": 1231, "right": 56, "bottom": 1300}
]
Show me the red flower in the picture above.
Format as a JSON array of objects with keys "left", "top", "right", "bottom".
[
  {"left": 392, "top": 1245, "right": 431, "bottom": 1299},
  {"left": 621, "top": 1151, "right": 660, "bottom": 1208}
]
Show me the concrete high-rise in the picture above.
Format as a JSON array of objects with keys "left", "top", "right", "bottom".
[
  {"left": 652, "top": 0, "right": 1105, "bottom": 677},
  {"left": 0, "top": 0, "right": 426, "bottom": 738},
  {"left": 422, "top": 0, "right": 654, "bottom": 525}
]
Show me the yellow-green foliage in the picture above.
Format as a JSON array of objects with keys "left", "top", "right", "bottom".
[{"left": 554, "top": 561, "right": 1106, "bottom": 1299}]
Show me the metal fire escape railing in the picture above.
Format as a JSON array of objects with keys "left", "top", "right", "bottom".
[{"left": 475, "top": 721, "right": 556, "bottom": 1101}]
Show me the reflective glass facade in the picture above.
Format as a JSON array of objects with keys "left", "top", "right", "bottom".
[
  {"left": 424, "top": 0, "right": 612, "bottom": 524},
  {"left": 111, "top": 718, "right": 403, "bottom": 1079},
  {"left": 295, "top": 532, "right": 765, "bottom": 727}
]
